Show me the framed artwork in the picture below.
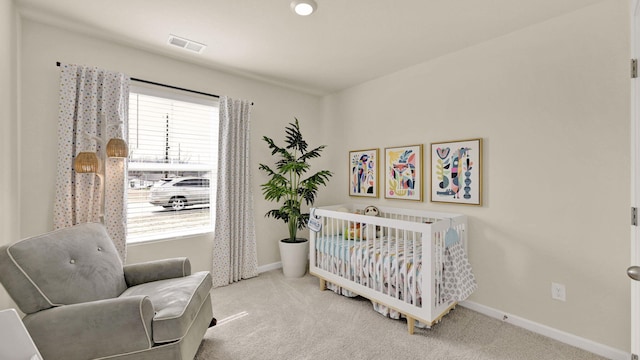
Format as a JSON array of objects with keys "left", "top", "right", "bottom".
[
  {"left": 430, "top": 138, "right": 482, "bottom": 205},
  {"left": 349, "top": 148, "right": 379, "bottom": 197},
  {"left": 384, "top": 144, "right": 423, "bottom": 201}
]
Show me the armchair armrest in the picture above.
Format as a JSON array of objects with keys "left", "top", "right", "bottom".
[
  {"left": 124, "top": 257, "right": 191, "bottom": 287},
  {"left": 22, "top": 296, "right": 154, "bottom": 360}
]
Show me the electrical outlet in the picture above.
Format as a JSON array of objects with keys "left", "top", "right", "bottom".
[{"left": 551, "top": 282, "right": 566, "bottom": 301}]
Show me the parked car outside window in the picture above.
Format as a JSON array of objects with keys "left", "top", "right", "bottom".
[{"left": 148, "top": 177, "right": 210, "bottom": 210}]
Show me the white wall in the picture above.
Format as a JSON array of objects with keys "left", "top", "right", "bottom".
[
  {"left": 18, "top": 18, "right": 325, "bottom": 273},
  {"left": 0, "top": 1, "right": 19, "bottom": 310},
  {"left": 323, "top": 0, "right": 630, "bottom": 351}
]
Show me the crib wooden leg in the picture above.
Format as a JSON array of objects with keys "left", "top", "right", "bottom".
[
  {"left": 319, "top": 278, "right": 326, "bottom": 291},
  {"left": 407, "top": 317, "right": 415, "bottom": 335}
]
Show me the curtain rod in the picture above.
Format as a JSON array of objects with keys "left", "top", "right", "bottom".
[{"left": 55, "top": 61, "right": 228, "bottom": 101}]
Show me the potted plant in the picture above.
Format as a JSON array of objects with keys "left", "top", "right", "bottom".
[{"left": 259, "top": 118, "right": 332, "bottom": 277}]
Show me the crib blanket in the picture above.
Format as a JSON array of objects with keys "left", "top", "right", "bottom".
[{"left": 315, "top": 235, "right": 477, "bottom": 322}]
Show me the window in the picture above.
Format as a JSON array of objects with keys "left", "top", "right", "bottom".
[{"left": 126, "top": 85, "right": 219, "bottom": 243}]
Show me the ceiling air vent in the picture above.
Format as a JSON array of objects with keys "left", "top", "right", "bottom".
[{"left": 167, "top": 34, "right": 206, "bottom": 54}]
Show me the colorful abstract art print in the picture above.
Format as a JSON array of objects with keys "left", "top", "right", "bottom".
[
  {"left": 430, "top": 138, "right": 482, "bottom": 205},
  {"left": 349, "top": 148, "right": 379, "bottom": 197},
  {"left": 384, "top": 145, "right": 423, "bottom": 201}
]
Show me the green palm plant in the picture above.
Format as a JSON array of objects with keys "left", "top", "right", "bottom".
[{"left": 258, "top": 118, "right": 332, "bottom": 243}]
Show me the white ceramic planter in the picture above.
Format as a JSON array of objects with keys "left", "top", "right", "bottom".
[{"left": 279, "top": 239, "right": 309, "bottom": 278}]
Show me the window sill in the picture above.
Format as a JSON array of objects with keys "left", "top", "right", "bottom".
[{"left": 127, "top": 227, "right": 214, "bottom": 245}]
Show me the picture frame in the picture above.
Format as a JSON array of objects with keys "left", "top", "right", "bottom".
[
  {"left": 349, "top": 148, "right": 379, "bottom": 197},
  {"left": 430, "top": 138, "right": 482, "bottom": 205},
  {"left": 384, "top": 144, "right": 423, "bottom": 201}
]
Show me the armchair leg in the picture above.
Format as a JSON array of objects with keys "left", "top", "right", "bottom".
[{"left": 209, "top": 317, "right": 217, "bottom": 327}]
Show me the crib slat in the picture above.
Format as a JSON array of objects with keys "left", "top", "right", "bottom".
[
  {"left": 395, "top": 228, "right": 400, "bottom": 301},
  {"left": 411, "top": 230, "right": 417, "bottom": 306}
]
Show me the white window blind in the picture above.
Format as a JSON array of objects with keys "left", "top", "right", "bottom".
[{"left": 126, "top": 85, "right": 219, "bottom": 243}]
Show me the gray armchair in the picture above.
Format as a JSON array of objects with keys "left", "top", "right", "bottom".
[{"left": 0, "top": 222, "right": 214, "bottom": 360}]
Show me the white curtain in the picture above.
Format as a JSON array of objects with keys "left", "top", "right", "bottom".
[
  {"left": 53, "top": 64, "right": 129, "bottom": 261},
  {"left": 212, "top": 96, "right": 258, "bottom": 287}
]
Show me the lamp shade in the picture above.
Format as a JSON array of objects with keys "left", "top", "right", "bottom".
[
  {"left": 74, "top": 152, "right": 100, "bottom": 173},
  {"left": 106, "top": 138, "right": 128, "bottom": 158}
]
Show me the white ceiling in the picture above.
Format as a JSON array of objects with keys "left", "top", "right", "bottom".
[{"left": 16, "top": 0, "right": 603, "bottom": 95}]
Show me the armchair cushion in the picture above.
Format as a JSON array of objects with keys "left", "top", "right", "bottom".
[
  {"left": 0, "top": 223, "right": 127, "bottom": 314},
  {"left": 120, "top": 271, "right": 212, "bottom": 343}
]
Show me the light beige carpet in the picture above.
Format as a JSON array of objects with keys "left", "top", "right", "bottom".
[{"left": 195, "top": 270, "right": 606, "bottom": 360}]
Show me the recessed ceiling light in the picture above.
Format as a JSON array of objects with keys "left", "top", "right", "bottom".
[
  {"left": 291, "top": 0, "right": 317, "bottom": 16},
  {"left": 167, "top": 34, "right": 207, "bottom": 54}
]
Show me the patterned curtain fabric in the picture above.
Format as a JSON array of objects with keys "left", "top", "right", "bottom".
[
  {"left": 212, "top": 96, "right": 258, "bottom": 287},
  {"left": 53, "top": 63, "right": 129, "bottom": 261}
]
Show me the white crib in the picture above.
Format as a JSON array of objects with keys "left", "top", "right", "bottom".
[{"left": 309, "top": 204, "right": 473, "bottom": 334}]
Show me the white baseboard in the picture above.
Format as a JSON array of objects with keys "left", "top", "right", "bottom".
[
  {"left": 257, "top": 261, "right": 282, "bottom": 273},
  {"left": 460, "top": 301, "right": 630, "bottom": 360}
]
